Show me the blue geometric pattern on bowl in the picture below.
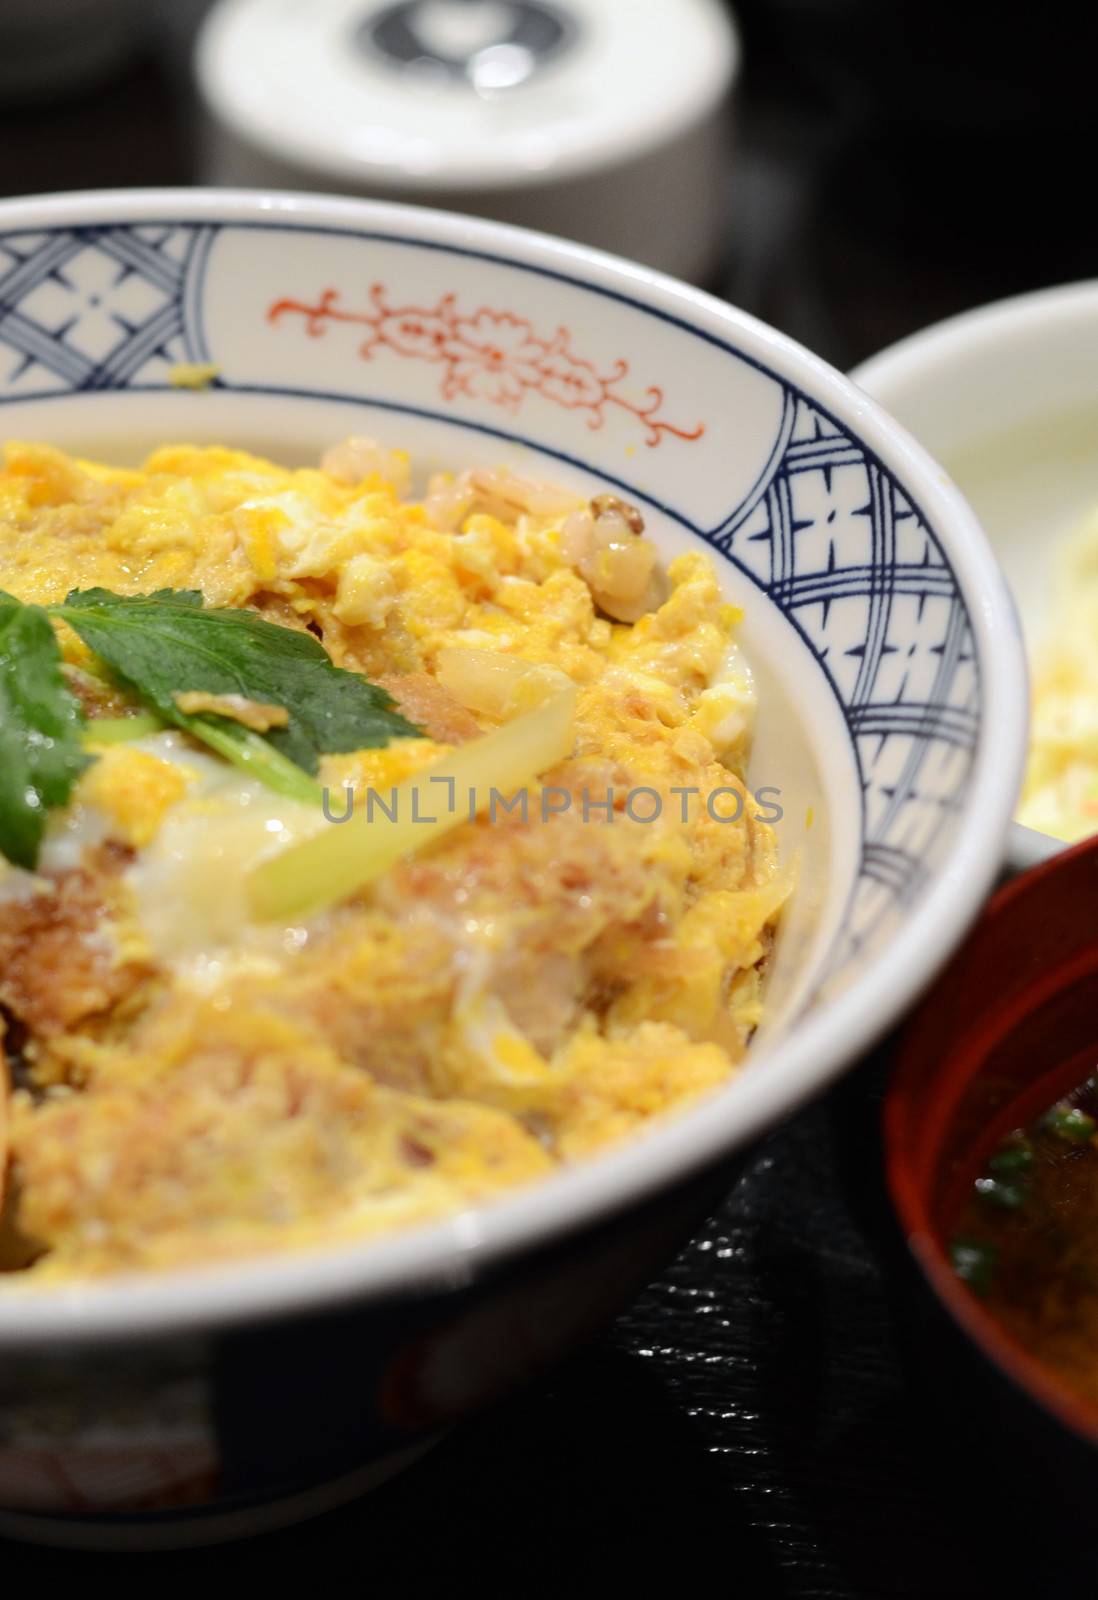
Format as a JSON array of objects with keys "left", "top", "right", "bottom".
[
  {"left": 0, "top": 225, "right": 214, "bottom": 392},
  {"left": 714, "top": 396, "right": 978, "bottom": 976},
  {"left": 0, "top": 222, "right": 978, "bottom": 980}
]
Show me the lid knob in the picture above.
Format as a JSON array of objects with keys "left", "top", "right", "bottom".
[{"left": 357, "top": 0, "right": 577, "bottom": 89}]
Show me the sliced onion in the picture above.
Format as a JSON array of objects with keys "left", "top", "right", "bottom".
[
  {"left": 435, "top": 647, "right": 571, "bottom": 720},
  {"left": 468, "top": 469, "right": 581, "bottom": 521},
  {"left": 249, "top": 686, "right": 577, "bottom": 922}
]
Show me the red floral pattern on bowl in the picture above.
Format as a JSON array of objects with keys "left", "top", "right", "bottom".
[{"left": 267, "top": 285, "right": 705, "bottom": 447}]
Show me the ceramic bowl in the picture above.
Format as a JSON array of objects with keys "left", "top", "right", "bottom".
[
  {"left": 853, "top": 281, "right": 1098, "bottom": 871},
  {"left": 0, "top": 188, "right": 1026, "bottom": 1547}
]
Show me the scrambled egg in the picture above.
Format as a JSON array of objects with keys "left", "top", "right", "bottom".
[
  {"left": 0, "top": 440, "right": 785, "bottom": 1281},
  {"left": 1019, "top": 511, "right": 1098, "bottom": 841}
]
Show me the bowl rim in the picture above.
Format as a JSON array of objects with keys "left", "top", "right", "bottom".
[
  {"left": 852, "top": 276, "right": 1098, "bottom": 404},
  {"left": 885, "top": 833, "right": 1098, "bottom": 1448},
  {"left": 0, "top": 187, "right": 1028, "bottom": 1343}
]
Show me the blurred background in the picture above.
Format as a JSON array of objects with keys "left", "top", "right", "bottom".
[
  {"left": 4, "top": 0, "right": 1098, "bottom": 369},
  {"left": 4, "top": 3, "right": 1098, "bottom": 1591}
]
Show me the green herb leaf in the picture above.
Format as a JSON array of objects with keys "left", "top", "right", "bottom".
[
  {"left": 950, "top": 1236, "right": 998, "bottom": 1297},
  {"left": 0, "top": 591, "right": 89, "bottom": 869},
  {"left": 189, "top": 717, "right": 325, "bottom": 806},
  {"left": 1042, "top": 1104, "right": 1096, "bottom": 1144},
  {"left": 974, "top": 1175, "right": 1028, "bottom": 1211},
  {"left": 82, "top": 712, "right": 165, "bottom": 746},
  {"left": 987, "top": 1133, "right": 1034, "bottom": 1176},
  {"left": 52, "top": 589, "right": 419, "bottom": 783}
]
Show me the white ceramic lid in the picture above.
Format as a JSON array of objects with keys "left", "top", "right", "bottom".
[{"left": 196, "top": 0, "right": 738, "bottom": 192}]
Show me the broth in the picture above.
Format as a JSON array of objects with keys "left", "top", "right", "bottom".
[{"left": 952, "top": 1070, "right": 1098, "bottom": 1409}]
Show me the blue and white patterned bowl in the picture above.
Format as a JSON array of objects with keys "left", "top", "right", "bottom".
[{"left": 0, "top": 190, "right": 1026, "bottom": 1546}]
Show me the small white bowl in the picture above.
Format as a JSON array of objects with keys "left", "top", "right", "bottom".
[
  {"left": 853, "top": 282, "right": 1098, "bottom": 871},
  {"left": 0, "top": 188, "right": 1026, "bottom": 1544}
]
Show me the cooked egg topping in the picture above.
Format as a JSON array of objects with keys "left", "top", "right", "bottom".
[
  {"left": 1019, "top": 510, "right": 1098, "bottom": 841},
  {"left": 0, "top": 441, "right": 784, "bottom": 1281}
]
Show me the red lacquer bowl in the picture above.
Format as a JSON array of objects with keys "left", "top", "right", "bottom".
[{"left": 886, "top": 834, "right": 1098, "bottom": 1446}]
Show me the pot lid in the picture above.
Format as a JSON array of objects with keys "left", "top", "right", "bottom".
[{"left": 196, "top": 0, "right": 739, "bottom": 192}]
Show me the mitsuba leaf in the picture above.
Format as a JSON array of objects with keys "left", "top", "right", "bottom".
[
  {"left": 53, "top": 588, "right": 418, "bottom": 776},
  {"left": 0, "top": 591, "right": 88, "bottom": 869}
]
